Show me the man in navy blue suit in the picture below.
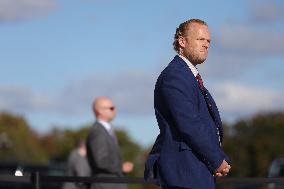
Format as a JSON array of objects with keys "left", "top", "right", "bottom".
[{"left": 144, "top": 19, "right": 231, "bottom": 189}]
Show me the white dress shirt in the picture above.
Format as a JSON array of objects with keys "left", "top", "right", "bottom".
[
  {"left": 178, "top": 54, "right": 199, "bottom": 77},
  {"left": 97, "top": 119, "right": 112, "bottom": 134}
]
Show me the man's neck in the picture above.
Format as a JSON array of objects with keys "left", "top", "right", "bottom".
[
  {"left": 178, "top": 54, "right": 199, "bottom": 77},
  {"left": 179, "top": 53, "right": 196, "bottom": 66},
  {"left": 97, "top": 119, "right": 112, "bottom": 131}
]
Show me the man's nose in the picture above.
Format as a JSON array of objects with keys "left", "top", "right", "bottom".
[{"left": 203, "top": 42, "right": 210, "bottom": 49}]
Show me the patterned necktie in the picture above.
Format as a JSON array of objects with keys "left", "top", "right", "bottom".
[
  {"left": 196, "top": 73, "right": 223, "bottom": 146},
  {"left": 196, "top": 73, "right": 205, "bottom": 94}
]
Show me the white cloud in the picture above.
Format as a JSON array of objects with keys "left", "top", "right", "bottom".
[
  {"left": 56, "top": 70, "right": 156, "bottom": 115},
  {"left": 0, "top": 70, "right": 156, "bottom": 116},
  {"left": 213, "top": 82, "right": 284, "bottom": 118},
  {"left": 0, "top": 0, "right": 55, "bottom": 22},
  {"left": 1, "top": 71, "right": 283, "bottom": 122},
  {"left": 249, "top": 0, "right": 284, "bottom": 23},
  {"left": 201, "top": 53, "right": 259, "bottom": 79},
  {"left": 206, "top": 1, "right": 284, "bottom": 79},
  {"left": 216, "top": 26, "right": 284, "bottom": 56},
  {"left": 0, "top": 86, "right": 54, "bottom": 113}
]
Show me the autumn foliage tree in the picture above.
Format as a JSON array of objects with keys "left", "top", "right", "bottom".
[
  {"left": 0, "top": 112, "right": 47, "bottom": 163},
  {"left": 1, "top": 111, "right": 284, "bottom": 180}
]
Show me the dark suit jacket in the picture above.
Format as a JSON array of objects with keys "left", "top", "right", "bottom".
[
  {"left": 86, "top": 121, "right": 123, "bottom": 177},
  {"left": 86, "top": 121, "right": 127, "bottom": 189},
  {"left": 144, "top": 56, "right": 229, "bottom": 189}
]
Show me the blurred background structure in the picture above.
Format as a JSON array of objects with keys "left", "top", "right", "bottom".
[{"left": 0, "top": 0, "right": 284, "bottom": 188}]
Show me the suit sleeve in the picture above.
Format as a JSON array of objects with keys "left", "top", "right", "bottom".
[{"left": 161, "top": 68, "right": 226, "bottom": 171}]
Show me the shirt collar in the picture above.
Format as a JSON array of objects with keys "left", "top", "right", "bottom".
[
  {"left": 178, "top": 54, "right": 199, "bottom": 77},
  {"left": 97, "top": 119, "right": 112, "bottom": 132}
]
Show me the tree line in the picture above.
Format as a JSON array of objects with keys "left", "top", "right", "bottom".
[{"left": 1, "top": 111, "right": 284, "bottom": 179}]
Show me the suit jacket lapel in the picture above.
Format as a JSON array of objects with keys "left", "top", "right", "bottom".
[{"left": 95, "top": 121, "right": 120, "bottom": 150}]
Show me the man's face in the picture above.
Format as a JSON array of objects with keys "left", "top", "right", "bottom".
[
  {"left": 180, "top": 23, "right": 211, "bottom": 65},
  {"left": 98, "top": 99, "right": 116, "bottom": 122}
]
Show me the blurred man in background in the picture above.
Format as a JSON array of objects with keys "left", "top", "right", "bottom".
[
  {"left": 86, "top": 96, "right": 133, "bottom": 189},
  {"left": 62, "top": 139, "right": 91, "bottom": 189}
]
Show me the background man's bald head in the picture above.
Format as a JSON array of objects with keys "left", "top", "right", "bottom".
[
  {"left": 92, "top": 96, "right": 116, "bottom": 122},
  {"left": 93, "top": 97, "right": 112, "bottom": 111}
]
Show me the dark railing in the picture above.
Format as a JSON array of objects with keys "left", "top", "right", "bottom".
[
  {"left": 1, "top": 173, "right": 284, "bottom": 189},
  {"left": 0, "top": 173, "right": 154, "bottom": 189}
]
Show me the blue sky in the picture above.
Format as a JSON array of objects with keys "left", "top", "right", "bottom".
[{"left": 1, "top": 0, "right": 284, "bottom": 147}]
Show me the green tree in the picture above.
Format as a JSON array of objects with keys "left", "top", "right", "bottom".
[
  {"left": 39, "top": 126, "right": 90, "bottom": 161},
  {"left": 116, "top": 129, "right": 144, "bottom": 176},
  {"left": 223, "top": 112, "right": 284, "bottom": 177},
  {"left": 0, "top": 112, "right": 47, "bottom": 163}
]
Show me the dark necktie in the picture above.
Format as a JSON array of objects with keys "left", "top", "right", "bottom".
[
  {"left": 196, "top": 73, "right": 205, "bottom": 94},
  {"left": 195, "top": 73, "right": 223, "bottom": 146},
  {"left": 109, "top": 126, "right": 118, "bottom": 144}
]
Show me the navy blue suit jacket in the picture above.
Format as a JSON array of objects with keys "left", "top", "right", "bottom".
[{"left": 144, "top": 56, "right": 228, "bottom": 189}]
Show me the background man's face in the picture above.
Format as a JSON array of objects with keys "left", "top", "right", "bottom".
[{"left": 97, "top": 99, "right": 116, "bottom": 122}]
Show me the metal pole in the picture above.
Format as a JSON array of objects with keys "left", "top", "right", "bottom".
[{"left": 31, "top": 172, "right": 40, "bottom": 189}]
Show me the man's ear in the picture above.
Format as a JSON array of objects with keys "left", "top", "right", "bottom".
[
  {"left": 95, "top": 109, "right": 100, "bottom": 116},
  {"left": 178, "top": 36, "right": 186, "bottom": 48}
]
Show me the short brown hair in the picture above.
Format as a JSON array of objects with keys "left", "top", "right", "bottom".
[{"left": 173, "top": 19, "right": 208, "bottom": 53}]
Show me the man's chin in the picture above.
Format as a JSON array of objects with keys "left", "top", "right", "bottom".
[
  {"left": 196, "top": 58, "right": 206, "bottom": 65},
  {"left": 189, "top": 56, "right": 207, "bottom": 65}
]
